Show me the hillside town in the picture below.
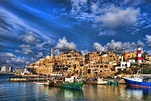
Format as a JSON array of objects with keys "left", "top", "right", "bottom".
[{"left": 20, "top": 47, "right": 151, "bottom": 79}]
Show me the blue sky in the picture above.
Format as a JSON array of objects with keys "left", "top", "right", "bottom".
[{"left": 0, "top": 0, "right": 151, "bottom": 68}]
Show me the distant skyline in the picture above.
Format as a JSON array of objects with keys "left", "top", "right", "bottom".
[{"left": 0, "top": 0, "right": 151, "bottom": 68}]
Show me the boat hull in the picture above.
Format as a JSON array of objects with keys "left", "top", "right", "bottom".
[
  {"left": 50, "top": 82, "right": 84, "bottom": 89},
  {"left": 97, "top": 81, "right": 107, "bottom": 85},
  {"left": 124, "top": 78, "right": 151, "bottom": 88}
]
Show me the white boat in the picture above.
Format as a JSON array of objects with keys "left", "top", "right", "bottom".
[
  {"left": 33, "top": 81, "right": 49, "bottom": 85},
  {"left": 97, "top": 78, "right": 107, "bottom": 85}
]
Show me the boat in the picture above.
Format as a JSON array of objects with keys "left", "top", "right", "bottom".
[
  {"left": 123, "top": 75, "right": 151, "bottom": 88},
  {"left": 50, "top": 81, "right": 84, "bottom": 89},
  {"left": 97, "top": 78, "right": 107, "bottom": 85},
  {"left": 34, "top": 80, "right": 50, "bottom": 85},
  {"left": 49, "top": 76, "right": 84, "bottom": 89},
  {"left": 85, "top": 78, "right": 97, "bottom": 84}
]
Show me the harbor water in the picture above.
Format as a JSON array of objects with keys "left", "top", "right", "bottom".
[{"left": 0, "top": 74, "right": 151, "bottom": 101}]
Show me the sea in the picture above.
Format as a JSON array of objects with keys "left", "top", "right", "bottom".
[{"left": 0, "top": 74, "right": 151, "bottom": 101}]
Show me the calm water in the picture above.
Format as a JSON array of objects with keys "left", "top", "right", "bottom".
[{"left": 0, "top": 74, "right": 151, "bottom": 101}]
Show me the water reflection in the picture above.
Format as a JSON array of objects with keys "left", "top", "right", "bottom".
[
  {"left": 48, "top": 87, "right": 84, "bottom": 101},
  {"left": 33, "top": 85, "right": 84, "bottom": 101},
  {"left": 125, "top": 86, "right": 151, "bottom": 100}
]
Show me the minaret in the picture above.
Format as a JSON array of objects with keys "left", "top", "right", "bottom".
[
  {"left": 137, "top": 46, "right": 142, "bottom": 63},
  {"left": 51, "top": 48, "right": 54, "bottom": 59}
]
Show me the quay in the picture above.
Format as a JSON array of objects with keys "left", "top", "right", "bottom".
[{"left": 8, "top": 74, "right": 48, "bottom": 82}]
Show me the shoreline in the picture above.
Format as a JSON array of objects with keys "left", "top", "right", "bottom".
[{"left": 0, "top": 72, "right": 14, "bottom": 75}]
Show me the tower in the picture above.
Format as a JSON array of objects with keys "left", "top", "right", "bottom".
[
  {"left": 137, "top": 46, "right": 142, "bottom": 63},
  {"left": 51, "top": 48, "right": 54, "bottom": 58}
]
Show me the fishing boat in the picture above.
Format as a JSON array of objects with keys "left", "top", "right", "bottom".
[
  {"left": 97, "top": 77, "right": 107, "bottom": 85},
  {"left": 123, "top": 75, "right": 151, "bottom": 88},
  {"left": 49, "top": 76, "right": 84, "bottom": 89},
  {"left": 50, "top": 81, "right": 84, "bottom": 89}
]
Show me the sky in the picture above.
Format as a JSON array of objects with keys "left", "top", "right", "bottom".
[{"left": 0, "top": 0, "right": 151, "bottom": 68}]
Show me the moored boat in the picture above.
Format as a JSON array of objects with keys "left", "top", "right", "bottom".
[
  {"left": 97, "top": 78, "right": 107, "bottom": 85},
  {"left": 50, "top": 81, "right": 84, "bottom": 89},
  {"left": 123, "top": 75, "right": 151, "bottom": 88},
  {"left": 49, "top": 76, "right": 84, "bottom": 89}
]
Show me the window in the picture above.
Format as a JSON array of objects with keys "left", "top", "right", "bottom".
[{"left": 88, "top": 69, "right": 91, "bottom": 74}]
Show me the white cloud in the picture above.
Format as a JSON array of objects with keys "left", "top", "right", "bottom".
[
  {"left": 70, "top": 0, "right": 87, "bottom": 14},
  {"left": 19, "top": 44, "right": 30, "bottom": 49},
  {"left": 0, "top": 52, "right": 29, "bottom": 68},
  {"left": 54, "top": 49, "right": 62, "bottom": 56},
  {"left": 97, "top": 5, "right": 140, "bottom": 28},
  {"left": 0, "top": 52, "right": 16, "bottom": 58},
  {"left": 36, "top": 39, "right": 55, "bottom": 48},
  {"left": 22, "top": 32, "right": 36, "bottom": 44},
  {"left": 55, "top": 37, "right": 76, "bottom": 51},
  {"left": 99, "top": 30, "right": 116, "bottom": 36},
  {"left": 23, "top": 49, "right": 33, "bottom": 55},
  {"left": 37, "top": 52, "right": 43, "bottom": 58},
  {"left": 123, "top": 0, "right": 144, "bottom": 6},
  {"left": 93, "top": 39, "right": 144, "bottom": 53},
  {"left": 19, "top": 44, "right": 33, "bottom": 54},
  {"left": 91, "top": 3, "right": 99, "bottom": 14},
  {"left": 93, "top": 42, "right": 105, "bottom": 52},
  {"left": 11, "top": 57, "right": 25, "bottom": 63},
  {"left": 15, "top": 50, "right": 21, "bottom": 53},
  {"left": 81, "top": 50, "right": 89, "bottom": 55},
  {"left": 146, "top": 35, "right": 151, "bottom": 47},
  {"left": 106, "top": 40, "right": 144, "bottom": 52}
]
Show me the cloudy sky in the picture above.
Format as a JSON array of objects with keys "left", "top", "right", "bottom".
[{"left": 0, "top": 0, "right": 151, "bottom": 68}]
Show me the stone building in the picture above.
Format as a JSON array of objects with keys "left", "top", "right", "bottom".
[
  {"left": 26, "top": 48, "right": 151, "bottom": 78},
  {"left": 124, "top": 51, "right": 137, "bottom": 62}
]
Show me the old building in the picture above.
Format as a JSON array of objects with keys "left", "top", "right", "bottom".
[
  {"left": 124, "top": 51, "right": 137, "bottom": 62},
  {"left": 26, "top": 46, "right": 150, "bottom": 78}
]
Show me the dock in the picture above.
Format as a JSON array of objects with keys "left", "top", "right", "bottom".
[{"left": 8, "top": 74, "right": 49, "bottom": 82}]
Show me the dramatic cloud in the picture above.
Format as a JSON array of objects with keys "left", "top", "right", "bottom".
[
  {"left": 55, "top": 37, "right": 76, "bottom": 51},
  {"left": 0, "top": 0, "right": 150, "bottom": 69},
  {"left": 106, "top": 40, "right": 144, "bottom": 53},
  {"left": 146, "top": 35, "right": 151, "bottom": 47},
  {"left": 0, "top": 8, "right": 45, "bottom": 38},
  {"left": 98, "top": 5, "right": 140, "bottom": 28},
  {"left": 93, "top": 42, "right": 105, "bottom": 52},
  {"left": 0, "top": 52, "right": 28, "bottom": 68},
  {"left": 93, "top": 40, "right": 144, "bottom": 53}
]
